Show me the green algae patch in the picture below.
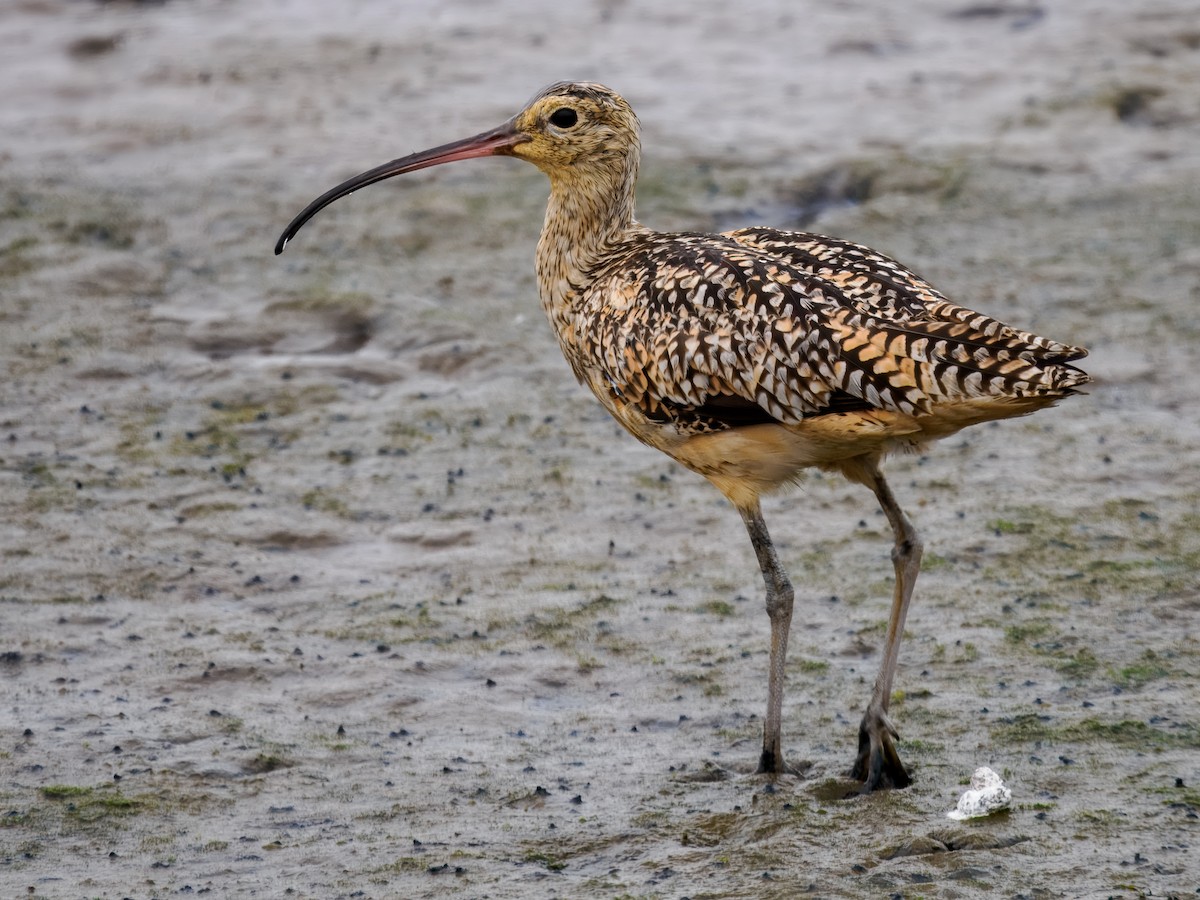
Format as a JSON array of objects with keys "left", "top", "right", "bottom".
[
  {"left": 39, "top": 784, "right": 143, "bottom": 824},
  {"left": 694, "top": 599, "right": 737, "bottom": 617},
  {"left": 992, "top": 714, "right": 1200, "bottom": 751},
  {"left": 523, "top": 849, "right": 568, "bottom": 871},
  {"left": 521, "top": 594, "right": 622, "bottom": 645}
]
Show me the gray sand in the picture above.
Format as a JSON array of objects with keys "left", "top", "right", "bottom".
[{"left": 2, "top": 1, "right": 1198, "bottom": 897}]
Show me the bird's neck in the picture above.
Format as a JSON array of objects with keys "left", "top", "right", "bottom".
[{"left": 535, "top": 152, "right": 643, "bottom": 328}]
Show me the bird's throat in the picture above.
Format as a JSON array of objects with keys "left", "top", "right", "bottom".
[{"left": 535, "top": 157, "right": 642, "bottom": 326}]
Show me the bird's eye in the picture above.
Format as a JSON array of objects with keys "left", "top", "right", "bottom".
[{"left": 549, "top": 107, "right": 578, "bottom": 128}]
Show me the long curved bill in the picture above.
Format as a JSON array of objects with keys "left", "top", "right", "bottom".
[{"left": 275, "top": 119, "right": 527, "bottom": 255}]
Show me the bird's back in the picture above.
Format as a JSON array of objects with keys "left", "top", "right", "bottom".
[
  {"left": 568, "top": 226, "right": 1089, "bottom": 449},
  {"left": 731, "top": 227, "right": 1086, "bottom": 364}
]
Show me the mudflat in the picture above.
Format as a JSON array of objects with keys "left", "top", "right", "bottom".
[{"left": 2, "top": 2, "right": 1198, "bottom": 897}]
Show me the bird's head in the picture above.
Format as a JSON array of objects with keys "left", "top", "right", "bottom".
[
  {"left": 275, "top": 81, "right": 639, "bottom": 254},
  {"left": 506, "top": 81, "right": 640, "bottom": 176}
]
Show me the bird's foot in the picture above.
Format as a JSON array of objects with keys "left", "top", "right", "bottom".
[
  {"left": 757, "top": 746, "right": 782, "bottom": 775},
  {"left": 673, "top": 760, "right": 736, "bottom": 783},
  {"left": 756, "top": 748, "right": 812, "bottom": 777},
  {"left": 847, "top": 709, "right": 911, "bottom": 792},
  {"left": 674, "top": 755, "right": 809, "bottom": 782}
]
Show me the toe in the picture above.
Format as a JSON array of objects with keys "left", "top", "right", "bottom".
[{"left": 849, "top": 715, "right": 911, "bottom": 791}]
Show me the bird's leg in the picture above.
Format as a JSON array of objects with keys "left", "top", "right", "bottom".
[
  {"left": 844, "top": 457, "right": 921, "bottom": 791},
  {"left": 737, "top": 501, "right": 794, "bottom": 775}
]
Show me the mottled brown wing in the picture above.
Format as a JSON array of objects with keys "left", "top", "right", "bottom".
[
  {"left": 576, "top": 234, "right": 849, "bottom": 426},
  {"left": 573, "top": 232, "right": 1089, "bottom": 431},
  {"left": 729, "top": 226, "right": 1089, "bottom": 364}
]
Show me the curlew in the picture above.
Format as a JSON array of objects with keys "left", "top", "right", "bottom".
[{"left": 276, "top": 82, "right": 1089, "bottom": 791}]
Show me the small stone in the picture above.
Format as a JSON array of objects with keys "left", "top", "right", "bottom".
[{"left": 947, "top": 767, "right": 1012, "bottom": 820}]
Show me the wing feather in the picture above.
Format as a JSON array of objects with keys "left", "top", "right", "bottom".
[{"left": 571, "top": 230, "right": 1089, "bottom": 431}]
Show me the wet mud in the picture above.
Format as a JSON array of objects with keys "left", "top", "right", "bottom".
[{"left": 2, "top": 1, "right": 1199, "bottom": 897}]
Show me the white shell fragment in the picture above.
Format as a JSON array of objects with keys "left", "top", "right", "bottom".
[{"left": 947, "top": 767, "right": 1012, "bottom": 820}]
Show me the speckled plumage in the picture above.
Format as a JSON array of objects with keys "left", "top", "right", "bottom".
[
  {"left": 571, "top": 227, "right": 1085, "bottom": 427},
  {"left": 521, "top": 85, "right": 1087, "bottom": 473},
  {"left": 276, "top": 81, "right": 1089, "bottom": 790}
]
